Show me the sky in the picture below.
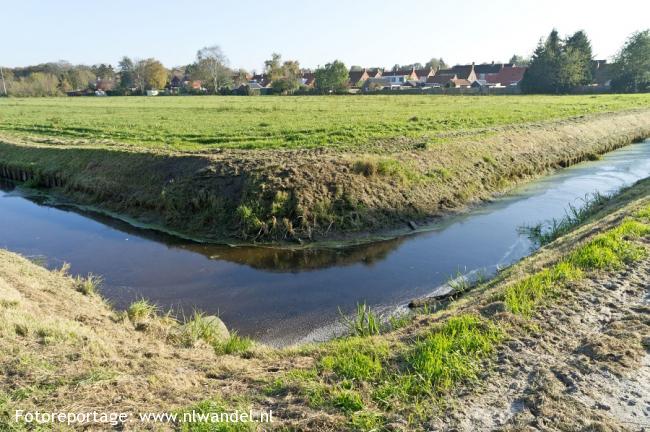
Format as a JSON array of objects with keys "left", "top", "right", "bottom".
[{"left": 2, "top": 0, "right": 649, "bottom": 71}]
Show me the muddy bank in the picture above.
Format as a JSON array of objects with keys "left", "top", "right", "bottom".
[{"left": 0, "top": 109, "right": 649, "bottom": 244}]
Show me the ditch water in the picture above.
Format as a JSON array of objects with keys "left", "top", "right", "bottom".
[{"left": 1, "top": 140, "right": 650, "bottom": 346}]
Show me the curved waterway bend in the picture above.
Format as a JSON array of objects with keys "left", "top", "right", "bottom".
[{"left": 1, "top": 140, "right": 650, "bottom": 346}]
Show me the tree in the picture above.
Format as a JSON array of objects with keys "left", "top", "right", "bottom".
[
  {"left": 133, "top": 59, "right": 147, "bottom": 94},
  {"left": 143, "top": 59, "right": 167, "bottom": 90},
  {"left": 9, "top": 72, "right": 61, "bottom": 96},
  {"left": 611, "top": 29, "right": 650, "bottom": 93},
  {"left": 508, "top": 54, "right": 531, "bottom": 67},
  {"left": 520, "top": 32, "right": 560, "bottom": 93},
  {"left": 196, "top": 45, "right": 232, "bottom": 93},
  {"left": 265, "top": 53, "right": 302, "bottom": 94},
  {"left": 232, "top": 68, "right": 250, "bottom": 87},
  {"left": 63, "top": 67, "right": 95, "bottom": 91},
  {"left": 314, "top": 60, "right": 348, "bottom": 93},
  {"left": 521, "top": 29, "right": 594, "bottom": 93},
  {"left": 92, "top": 64, "right": 115, "bottom": 81},
  {"left": 0, "top": 66, "right": 7, "bottom": 96},
  {"left": 564, "top": 30, "right": 593, "bottom": 85},
  {"left": 425, "top": 58, "right": 448, "bottom": 71},
  {"left": 264, "top": 53, "right": 283, "bottom": 81},
  {"left": 118, "top": 56, "right": 135, "bottom": 91}
]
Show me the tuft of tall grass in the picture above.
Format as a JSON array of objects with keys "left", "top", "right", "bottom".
[
  {"left": 213, "top": 333, "right": 254, "bottom": 355},
  {"left": 521, "top": 192, "right": 610, "bottom": 246},
  {"left": 340, "top": 303, "right": 381, "bottom": 337},
  {"left": 75, "top": 273, "right": 103, "bottom": 296},
  {"left": 126, "top": 299, "right": 158, "bottom": 322},
  {"left": 447, "top": 269, "right": 471, "bottom": 294}
]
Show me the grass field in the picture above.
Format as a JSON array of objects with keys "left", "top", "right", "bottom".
[{"left": 0, "top": 94, "right": 649, "bottom": 151}]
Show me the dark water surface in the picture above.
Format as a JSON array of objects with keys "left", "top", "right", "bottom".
[{"left": 1, "top": 140, "right": 650, "bottom": 345}]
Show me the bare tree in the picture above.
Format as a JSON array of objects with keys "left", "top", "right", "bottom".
[
  {"left": 0, "top": 66, "right": 7, "bottom": 96},
  {"left": 133, "top": 59, "right": 147, "bottom": 94},
  {"left": 196, "top": 45, "right": 232, "bottom": 93}
]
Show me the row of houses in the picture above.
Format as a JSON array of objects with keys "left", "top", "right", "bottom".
[
  {"left": 166, "top": 59, "right": 614, "bottom": 94},
  {"left": 237, "top": 62, "right": 528, "bottom": 92},
  {"left": 358, "top": 63, "right": 528, "bottom": 90}
]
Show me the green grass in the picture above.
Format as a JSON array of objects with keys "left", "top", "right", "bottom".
[
  {"left": 635, "top": 204, "right": 650, "bottom": 221},
  {"left": 126, "top": 299, "right": 158, "bottom": 322},
  {"left": 568, "top": 219, "right": 649, "bottom": 270},
  {"left": 506, "top": 217, "right": 650, "bottom": 316},
  {"left": 176, "top": 397, "right": 256, "bottom": 432},
  {"left": 504, "top": 262, "right": 584, "bottom": 316},
  {"left": 521, "top": 192, "right": 611, "bottom": 246},
  {"left": 0, "top": 94, "right": 648, "bottom": 151},
  {"left": 332, "top": 389, "right": 364, "bottom": 412},
  {"left": 213, "top": 333, "right": 254, "bottom": 355},
  {"left": 406, "top": 314, "right": 502, "bottom": 394},
  {"left": 340, "top": 303, "right": 381, "bottom": 337},
  {"left": 320, "top": 338, "right": 389, "bottom": 382},
  {"left": 74, "top": 273, "right": 102, "bottom": 295}
]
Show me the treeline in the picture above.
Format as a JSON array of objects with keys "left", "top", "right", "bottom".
[
  {"left": 521, "top": 29, "right": 650, "bottom": 93},
  {"left": 0, "top": 29, "right": 648, "bottom": 97},
  {"left": 0, "top": 62, "right": 116, "bottom": 97}
]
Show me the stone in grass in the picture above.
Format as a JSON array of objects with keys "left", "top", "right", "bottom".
[
  {"left": 180, "top": 315, "right": 230, "bottom": 342},
  {"left": 203, "top": 315, "right": 230, "bottom": 341}
]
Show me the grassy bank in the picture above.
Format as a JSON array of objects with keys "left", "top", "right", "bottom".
[
  {"left": 2, "top": 177, "right": 650, "bottom": 430},
  {"left": 0, "top": 96, "right": 649, "bottom": 243}
]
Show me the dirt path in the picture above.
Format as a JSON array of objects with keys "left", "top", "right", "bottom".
[{"left": 434, "top": 254, "right": 650, "bottom": 431}]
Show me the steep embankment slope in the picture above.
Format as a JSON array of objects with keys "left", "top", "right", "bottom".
[{"left": 0, "top": 109, "right": 649, "bottom": 244}]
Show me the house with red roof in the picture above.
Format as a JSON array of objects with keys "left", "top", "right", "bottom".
[
  {"left": 348, "top": 68, "right": 381, "bottom": 87},
  {"left": 484, "top": 65, "right": 526, "bottom": 86}
]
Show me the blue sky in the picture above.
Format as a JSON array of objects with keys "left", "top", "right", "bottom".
[{"left": 2, "top": 0, "right": 648, "bottom": 71}]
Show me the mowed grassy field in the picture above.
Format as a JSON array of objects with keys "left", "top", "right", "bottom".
[{"left": 0, "top": 94, "right": 649, "bottom": 152}]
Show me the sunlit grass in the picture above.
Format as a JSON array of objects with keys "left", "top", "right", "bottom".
[
  {"left": 319, "top": 338, "right": 389, "bottom": 382},
  {"left": 504, "top": 262, "right": 583, "bottom": 316},
  {"left": 406, "top": 314, "right": 502, "bottom": 394},
  {"left": 0, "top": 94, "right": 648, "bottom": 151},
  {"left": 507, "top": 217, "right": 650, "bottom": 316},
  {"left": 340, "top": 303, "right": 381, "bottom": 337},
  {"left": 126, "top": 298, "right": 158, "bottom": 322}
]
